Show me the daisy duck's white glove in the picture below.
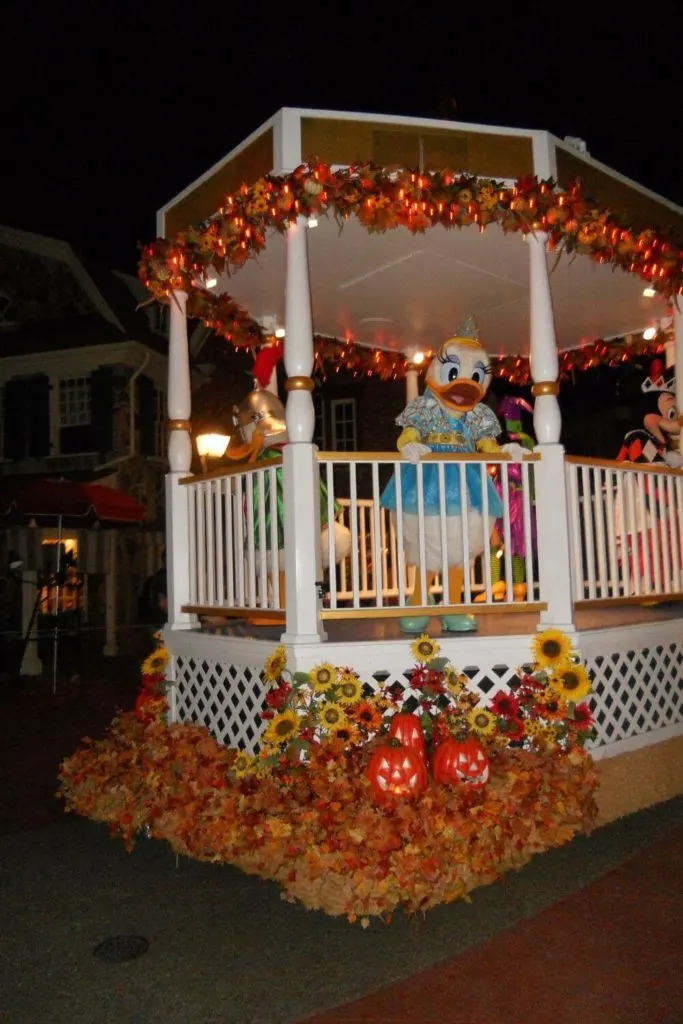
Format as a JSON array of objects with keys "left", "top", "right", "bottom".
[
  {"left": 501, "top": 442, "right": 527, "bottom": 463},
  {"left": 397, "top": 427, "right": 431, "bottom": 464},
  {"left": 663, "top": 450, "right": 683, "bottom": 469}
]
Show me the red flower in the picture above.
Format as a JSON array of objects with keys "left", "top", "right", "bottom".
[
  {"left": 502, "top": 718, "right": 525, "bottom": 742},
  {"left": 573, "top": 703, "right": 594, "bottom": 727},
  {"left": 490, "top": 692, "right": 521, "bottom": 719},
  {"left": 260, "top": 709, "right": 275, "bottom": 721}
]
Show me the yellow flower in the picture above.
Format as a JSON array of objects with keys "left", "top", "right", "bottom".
[
  {"left": 351, "top": 700, "right": 384, "bottom": 732},
  {"left": 410, "top": 634, "right": 441, "bottom": 664},
  {"left": 524, "top": 719, "right": 544, "bottom": 737},
  {"left": 309, "top": 662, "right": 338, "bottom": 692},
  {"left": 232, "top": 752, "right": 256, "bottom": 777},
  {"left": 467, "top": 708, "right": 497, "bottom": 736},
  {"left": 329, "top": 722, "right": 362, "bottom": 746},
  {"left": 549, "top": 663, "right": 592, "bottom": 703},
  {"left": 141, "top": 647, "right": 170, "bottom": 676},
  {"left": 444, "top": 668, "right": 467, "bottom": 697},
  {"left": 263, "top": 645, "right": 287, "bottom": 682},
  {"left": 263, "top": 709, "right": 300, "bottom": 746},
  {"left": 336, "top": 671, "right": 362, "bottom": 706},
  {"left": 318, "top": 702, "right": 346, "bottom": 730},
  {"left": 531, "top": 628, "right": 573, "bottom": 669}
]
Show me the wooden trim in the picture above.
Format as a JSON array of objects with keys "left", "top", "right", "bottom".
[
  {"left": 179, "top": 457, "right": 283, "bottom": 485},
  {"left": 182, "top": 605, "right": 284, "bottom": 619},
  {"left": 574, "top": 594, "right": 683, "bottom": 610},
  {"left": 321, "top": 602, "right": 546, "bottom": 620},
  {"left": 565, "top": 455, "right": 683, "bottom": 477},
  {"left": 316, "top": 451, "right": 540, "bottom": 463}
]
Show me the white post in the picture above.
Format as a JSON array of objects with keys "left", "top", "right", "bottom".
[
  {"left": 166, "top": 290, "right": 193, "bottom": 629},
  {"left": 281, "top": 216, "right": 326, "bottom": 643},
  {"left": 405, "top": 366, "right": 419, "bottom": 403},
  {"left": 20, "top": 570, "right": 42, "bottom": 675},
  {"left": 528, "top": 231, "right": 575, "bottom": 631},
  {"left": 102, "top": 532, "right": 118, "bottom": 656},
  {"left": 673, "top": 306, "right": 683, "bottom": 453}
]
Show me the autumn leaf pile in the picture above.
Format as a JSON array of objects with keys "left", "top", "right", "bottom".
[{"left": 59, "top": 709, "right": 598, "bottom": 924}]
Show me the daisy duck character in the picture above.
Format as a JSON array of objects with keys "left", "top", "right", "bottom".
[
  {"left": 224, "top": 344, "right": 351, "bottom": 625},
  {"left": 380, "top": 318, "right": 525, "bottom": 634}
]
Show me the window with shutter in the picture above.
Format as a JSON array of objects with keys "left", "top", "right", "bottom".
[{"left": 90, "top": 367, "right": 115, "bottom": 457}]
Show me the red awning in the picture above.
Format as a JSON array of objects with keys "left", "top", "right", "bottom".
[{"left": 0, "top": 479, "right": 146, "bottom": 524}]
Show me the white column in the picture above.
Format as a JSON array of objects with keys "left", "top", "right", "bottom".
[
  {"left": 103, "top": 532, "right": 118, "bottom": 656},
  {"left": 528, "top": 231, "right": 574, "bottom": 631},
  {"left": 282, "top": 216, "right": 325, "bottom": 643},
  {"left": 166, "top": 290, "right": 194, "bottom": 629},
  {"left": 528, "top": 231, "right": 561, "bottom": 444},
  {"left": 405, "top": 366, "right": 419, "bottom": 403},
  {"left": 20, "top": 570, "right": 42, "bottom": 675},
  {"left": 673, "top": 306, "right": 683, "bottom": 453}
]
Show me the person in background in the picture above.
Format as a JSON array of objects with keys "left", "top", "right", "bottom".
[{"left": 138, "top": 551, "right": 167, "bottom": 630}]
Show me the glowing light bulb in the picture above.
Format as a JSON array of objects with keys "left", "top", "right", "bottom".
[
  {"left": 275, "top": 327, "right": 286, "bottom": 339},
  {"left": 642, "top": 285, "right": 656, "bottom": 298},
  {"left": 307, "top": 216, "right": 318, "bottom": 228},
  {"left": 643, "top": 326, "right": 657, "bottom": 341},
  {"left": 412, "top": 351, "right": 425, "bottom": 365}
]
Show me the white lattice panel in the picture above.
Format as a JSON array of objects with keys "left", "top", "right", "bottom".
[
  {"left": 173, "top": 656, "right": 268, "bottom": 754},
  {"left": 358, "top": 662, "right": 522, "bottom": 706},
  {"left": 586, "top": 641, "right": 683, "bottom": 749}
]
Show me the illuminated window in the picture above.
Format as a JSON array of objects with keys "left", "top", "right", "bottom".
[
  {"left": 331, "top": 398, "right": 357, "bottom": 451},
  {"left": 59, "top": 377, "right": 91, "bottom": 427}
]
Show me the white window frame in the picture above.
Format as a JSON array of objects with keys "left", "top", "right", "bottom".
[
  {"left": 58, "top": 376, "right": 92, "bottom": 428},
  {"left": 330, "top": 398, "right": 357, "bottom": 451}
]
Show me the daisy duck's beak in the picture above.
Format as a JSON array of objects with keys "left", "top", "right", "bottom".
[{"left": 429, "top": 377, "right": 483, "bottom": 412}]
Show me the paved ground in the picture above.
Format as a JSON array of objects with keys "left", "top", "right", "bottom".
[{"left": 1, "top": 657, "right": 682, "bottom": 1023}]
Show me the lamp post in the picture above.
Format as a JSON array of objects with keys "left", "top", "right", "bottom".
[{"left": 196, "top": 431, "right": 231, "bottom": 473}]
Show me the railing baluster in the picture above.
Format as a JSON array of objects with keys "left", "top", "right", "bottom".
[
  {"left": 437, "top": 461, "right": 449, "bottom": 604},
  {"left": 603, "top": 469, "right": 620, "bottom": 599},
  {"left": 566, "top": 462, "right": 584, "bottom": 601},
  {"left": 215, "top": 478, "right": 225, "bottom": 605},
  {"left": 580, "top": 465, "right": 597, "bottom": 600},
  {"left": 635, "top": 473, "right": 652, "bottom": 595},
  {"left": 480, "top": 461, "right": 492, "bottom": 606},
  {"left": 499, "top": 461, "right": 512, "bottom": 605},
  {"left": 666, "top": 474, "right": 681, "bottom": 591},
  {"left": 196, "top": 482, "right": 207, "bottom": 606},
  {"left": 205, "top": 480, "right": 216, "bottom": 606},
  {"left": 349, "top": 461, "right": 360, "bottom": 608},
  {"left": 188, "top": 484, "right": 198, "bottom": 605},
  {"left": 325, "top": 462, "right": 337, "bottom": 610},
  {"left": 371, "top": 462, "right": 383, "bottom": 607},
  {"left": 522, "top": 460, "right": 534, "bottom": 603},
  {"left": 395, "top": 461, "right": 406, "bottom": 607},
  {"left": 225, "top": 478, "right": 235, "bottom": 607},
  {"left": 235, "top": 475, "right": 246, "bottom": 607},
  {"left": 593, "top": 468, "right": 608, "bottom": 598}
]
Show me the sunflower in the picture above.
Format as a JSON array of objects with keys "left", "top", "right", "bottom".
[
  {"left": 318, "top": 702, "right": 346, "bottom": 730},
  {"left": 263, "top": 645, "right": 287, "bottom": 682},
  {"left": 336, "top": 671, "right": 362, "bottom": 706},
  {"left": 263, "top": 709, "right": 300, "bottom": 746},
  {"left": 410, "top": 634, "right": 441, "bottom": 664},
  {"left": 309, "top": 662, "right": 338, "bottom": 693},
  {"left": 351, "top": 700, "right": 384, "bottom": 732},
  {"left": 524, "top": 719, "right": 544, "bottom": 737},
  {"left": 467, "top": 708, "right": 497, "bottom": 737},
  {"left": 444, "top": 668, "right": 467, "bottom": 697},
  {"left": 549, "top": 663, "right": 592, "bottom": 703},
  {"left": 531, "top": 628, "right": 573, "bottom": 669},
  {"left": 232, "top": 752, "right": 256, "bottom": 778},
  {"left": 329, "top": 722, "right": 362, "bottom": 746},
  {"left": 141, "top": 647, "right": 170, "bottom": 676}
]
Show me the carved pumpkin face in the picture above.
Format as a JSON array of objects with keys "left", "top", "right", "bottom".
[
  {"left": 366, "top": 744, "right": 428, "bottom": 803},
  {"left": 388, "top": 713, "right": 426, "bottom": 760},
  {"left": 432, "top": 734, "right": 490, "bottom": 789}
]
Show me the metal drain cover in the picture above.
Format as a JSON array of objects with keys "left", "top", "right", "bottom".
[{"left": 93, "top": 935, "right": 149, "bottom": 964}]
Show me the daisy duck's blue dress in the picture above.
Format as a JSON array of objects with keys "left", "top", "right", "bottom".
[{"left": 380, "top": 391, "right": 504, "bottom": 569}]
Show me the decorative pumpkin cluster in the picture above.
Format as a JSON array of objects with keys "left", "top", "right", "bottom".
[
  {"left": 248, "top": 629, "right": 596, "bottom": 795},
  {"left": 139, "top": 160, "right": 683, "bottom": 358}
]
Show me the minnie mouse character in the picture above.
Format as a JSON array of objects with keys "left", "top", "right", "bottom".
[{"left": 617, "top": 360, "right": 681, "bottom": 467}]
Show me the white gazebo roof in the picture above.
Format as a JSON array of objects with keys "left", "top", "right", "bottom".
[{"left": 157, "top": 108, "right": 683, "bottom": 357}]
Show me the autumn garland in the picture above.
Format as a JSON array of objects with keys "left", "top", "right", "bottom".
[
  {"left": 139, "top": 160, "right": 683, "bottom": 361},
  {"left": 58, "top": 629, "right": 599, "bottom": 924}
]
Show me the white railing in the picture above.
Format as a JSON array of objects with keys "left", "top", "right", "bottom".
[
  {"left": 183, "top": 459, "right": 284, "bottom": 612},
  {"left": 566, "top": 456, "right": 683, "bottom": 603},
  {"left": 319, "top": 452, "right": 539, "bottom": 613}
]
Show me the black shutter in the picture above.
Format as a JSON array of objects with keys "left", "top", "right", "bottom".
[
  {"left": 4, "top": 378, "right": 28, "bottom": 460},
  {"left": 91, "top": 367, "right": 114, "bottom": 457},
  {"left": 138, "top": 374, "right": 156, "bottom": 456},
  {"left": 27, "top": 374, "right": 51, "bottom": 457}
]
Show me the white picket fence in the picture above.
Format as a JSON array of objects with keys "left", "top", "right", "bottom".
[
  {"left": 181, "top": 452, "right": 539, "bottom": 614},
  {"left": 565, "top": 457, "right": 683, "bottom": 602}
]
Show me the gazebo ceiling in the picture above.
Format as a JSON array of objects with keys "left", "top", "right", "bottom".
[{"left": 211, "top": 215, "right": 669, "bottom": 357}]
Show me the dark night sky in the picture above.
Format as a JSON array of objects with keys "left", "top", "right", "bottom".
[{"left": 4, "top": 1, "right": 683, "bottom": 274}]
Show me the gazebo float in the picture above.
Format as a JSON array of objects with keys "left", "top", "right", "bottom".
[{"left": 60, "top": 109, "right": 683, "bottom": 919}]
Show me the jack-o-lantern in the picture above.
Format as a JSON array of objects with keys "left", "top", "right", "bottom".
[
  {"left": 366, "top": 742, "right": 428, "bottom": 803},
  {"left": 432, "top": 733, "right": 490, "bottom": 789},
  {"left": 388, "top": 713, "right": 426, "bottom": 760}
]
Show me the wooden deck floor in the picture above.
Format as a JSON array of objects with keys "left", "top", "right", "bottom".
[{"left": 199, "top": 601, "right": 683, "bottom": 643}]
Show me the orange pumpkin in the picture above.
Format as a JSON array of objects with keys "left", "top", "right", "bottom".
[
  {"left": 432, "top": 733, "right": 490, "bottom": 789},
  {"left": 366, "top": 742, "right": 428, "bottom": 804},
  {"left": 388, "top": 713, "right": 426, "bottom": 760}
]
